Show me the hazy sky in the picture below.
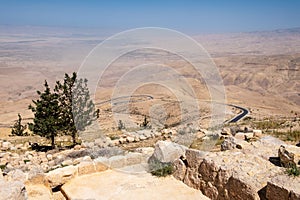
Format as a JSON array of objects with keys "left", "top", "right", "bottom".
[{"left": 1, "top": 0, "right": 300, "bottom": 33}]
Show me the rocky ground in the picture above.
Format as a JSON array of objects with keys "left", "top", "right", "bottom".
[
  {"left": 153, "top": 137, "right": 300, "bottom": 200},
  {"left": 0, "top": 125, "right": 299, "bottom": 199}
]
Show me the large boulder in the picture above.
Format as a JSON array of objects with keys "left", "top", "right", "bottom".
[
  {"left": 221, "top": 137, "right": 240, "bottom": 151},
  {"left": 6, "top": 169, "right": 27, "bottom": 183},
  {"left": 173, "top": 136, "right": 299, "bottom": 200},
  {"left": 77, "top": 161, "right": 96, "bottom": 176},
  {"left": 266, "top": 175, "right": 300, "bottom": 200},
  {"left": 149, "top": 141, "right": 186, "bottom": 163},
  {"left": 0, "top": 179, "right": 27, "bottom": 200},
  {"left": 46, "top": 165, "right": 77, "bottom": 188}
]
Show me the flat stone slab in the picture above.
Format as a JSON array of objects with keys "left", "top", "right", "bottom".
[{"left": 62, "top": 170, "right": 209, "bottom": 200}]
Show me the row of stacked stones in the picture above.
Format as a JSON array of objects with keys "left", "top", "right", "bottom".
[
  {"left": 0, "top": 143, "right": 155, "bottom": 200},
  {"left": 150, "top": 137, "right": 300, "bottom": 200}
]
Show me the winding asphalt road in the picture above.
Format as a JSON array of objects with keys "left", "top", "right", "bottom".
[
  {"left": 97, "top": 95, "right": 249, "bottom": 124},
  {"left": 226, "top": 104, "right": 249, "bottom": 123}
]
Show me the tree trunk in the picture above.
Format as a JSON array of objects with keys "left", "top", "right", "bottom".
[
  {"left": 51, "top": 134, "right": 55, "bottom": 149},
  {"left": 72, "top": 131, "right": 76, "bottom": 145}
]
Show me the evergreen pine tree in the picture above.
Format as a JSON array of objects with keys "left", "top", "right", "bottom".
[
  {"left": 55, "top": 72, "right": 99, "bottom": 145},
  {"left": 71, "top": 76, "right": 99, "bottom": 143},
  {"left": 28, "top": 81, "right": 60, "bottom": 148}
]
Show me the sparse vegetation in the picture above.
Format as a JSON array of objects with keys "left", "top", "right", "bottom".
[
  {"left": 247, "top": 118, "right": 300, "bottom": 142},
  {"left": 11, "top": 113, "right": 28, "bottom": 136},
  {"left": 117, "top": 120, "right": 125, "bottom": 130},
  {"left": 0, "top": 164, "right": 6, "bottom": 170},
  {"left": 149, "top": 161, "right": 174, "bottom": 177},
  {"left": 286, "top": 165, "right": 300, "bottom": 177},
  {"left": 253, "top": 119, "right": 283, "bottom": 130},
  {"left": 141, "top": 115, "right": 150, "bottom": 129}
]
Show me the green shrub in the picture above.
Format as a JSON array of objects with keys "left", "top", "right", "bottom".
[
  {"left": 150, "top": 163, "right": 174, "bottom": 177},
  {"left": 0, "top": 164, "right": 6, "bottom": 170},
  {"left": 11, "top": 113, "right": 28, "bottom": 136},
  {"left": 149, "top": 160, "right": 174, "bottom": 177},
  {"left": 286, "top": 165, "right": 300, "bottom": 177}
]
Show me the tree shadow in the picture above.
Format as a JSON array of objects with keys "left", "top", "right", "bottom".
[
  {"left": 30, "top": 143, "right": 53, "bottom": 152},
  {"left": 268, "top": 156, "right": 281, "bottom": 167}
]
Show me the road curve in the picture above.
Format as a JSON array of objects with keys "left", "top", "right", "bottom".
[
  {"left": 226, "top": 104, "right": 249, "bottom": 123},
  {"left": 97, "top": 95, "right": 249, "bottom": 124}
]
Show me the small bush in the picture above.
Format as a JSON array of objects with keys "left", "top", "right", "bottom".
[
  {"left": 149, "top": 159, "right": 174, "bottom": 177},
  {"left": 141, "top": 115, "right": 150, "bottom": 129},
  {"left": 109, "top": 135, "right": 120, "bottom": 140},
  {"left": 118, "top": 120, "right": 125, "bottom": 130},
  {"left": 11, "top": 113, "right": 28, "bottom": 136},
  {"left": 286, "top": 165, "right": 300, "bottom": 177},
  {"left": 0, "top": 164, "right": 6, "bottom": 170}
]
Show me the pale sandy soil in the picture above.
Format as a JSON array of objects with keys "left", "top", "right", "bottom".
[{"left": 0, "top": 26, "right": 299, "bottom": 133}]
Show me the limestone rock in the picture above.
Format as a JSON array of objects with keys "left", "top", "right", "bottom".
[
  {"left": 266, "top": 175, "right": 300, "bottom": 200},
  {"left": 173, "top": 136, "right": 299, "bottom": 200},
  {"left": 46, "top": 165, "right": 77, "bottom": 188},
  {"left": 52, "top": 191, "right": 67, "bottom": 200},
  {"left": 126, "top": 136, "right": 135, "bottom": 143},
  {"left": 0, "top": 179, "right": 27, "bottom": 200},
  {"left": 6, "top": 169, "right": 27, "bottom": 183},
  {"left": 278, "top": 145, "right": 296, "bottom": 168},
  {"left": 139, "top": 135, "right": 147, "bottom": 141},
  {"left": 2, "top": 141, "right": 12, "bottom": 151},
  {"left": 149, "top": 141, "right": 186, "bottom": 163},
  {"left": 125, "top": 152, "right": 142, "bottom": 166},
  {"left": 94, "top": 158, "right": 109, "bottom": 172},
  {"left": 226, "top": 175, "right": 259, "bottom": 200},
  {"left": 118, "top": 138, "right": 126, "bottom": 144},
  {"left": 78, "top": 161, "right": 96, "bottom": 175},
  {"left": 221, "top": 137, "right": 236, "bottom": 151},
  {"left": 185, "top": 149, "right": 206, "bottom": 168},
  {"left": 94, "top": 138, "right": 105, "bottom": 147},
  {"left": 173, "top": 159, "right": 186, "bottom": 181},
  {"left": 73, "top": 144, "right": 81, "bottom": 150},
  {"left": 61, "top": 159, "right": 73, "bottom": 166},
  {"left": 46, "top": 154, "right": 53, "bottom": 161},
  {"left": 25, "top": 183, "right": 52, "bottom": 200},
  {"left": 94, "top": 157, "right": 110, "bottom": 168},
  {"left": 27, "top": 166, "right": 45, "bottom": 185},
  {"left": 199, "top": 159, "right": 218, "bottom": 183},
  {"left": 109, "top": 155, "right": 126, "bottom": 169}
]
